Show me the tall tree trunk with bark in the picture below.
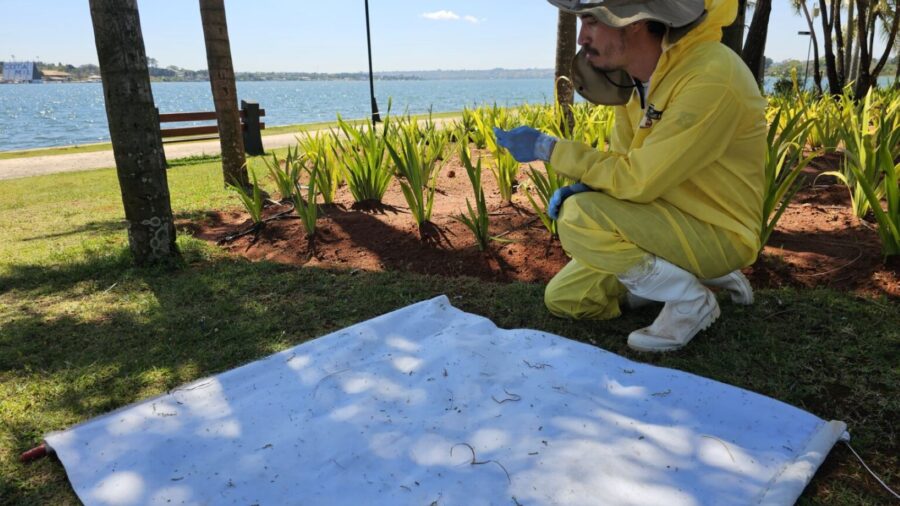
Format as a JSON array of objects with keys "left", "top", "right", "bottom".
[
  {"left": 895, "top": 50, "right": 900, "bottom": 85},
  {"left": 555, "top": 11, "right": 577, "bottom": 134},
  {"left": 854, "top": 0, "right": 900, "bottom": 97},
  {"left": 199, "top": 0, "right": 248, "bottom": 189},
  {"left": 819, "top": 0, "right": 842, "bottom": 94},
  {"left": 834, "top": 0, "right": 846, "bottom": 85},
  {"left": 799, "top": 0, "right": 825, "bottom": 94},
  {"left": 844, "top": 0, "right": 856, "bottom": 81},
  {"left": 873, "top": 4, "right": 900, "bottom": 85},
  {"left": 894, "top": 23, "right": 900, "bottom": 86},
  {"left": 742, "top": 0, "right": 773, "bottom": 86},
  {"left": 722, "top": 0, "right": 748, "bottom": 54},
  {"left": 855, "top": 0, "right": 874, "bottom": 96},
  {"left": 88, "top": 0, "right": 179, "bottom": 266}
]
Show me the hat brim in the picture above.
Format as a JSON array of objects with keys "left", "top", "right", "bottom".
[
  {"left": 571, "top": 48, "right": 635, "bottom": 106},
  {"left": 548, "top": 0, "right": 704, "bottom": 29}
]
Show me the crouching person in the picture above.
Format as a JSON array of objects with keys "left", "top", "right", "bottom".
[{"left": 495, "top": 0, "right": 766, "bottom": 352}]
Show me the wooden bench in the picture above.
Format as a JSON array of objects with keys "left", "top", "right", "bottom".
[{"left": 158, "top": 100, "right": 266, "bottom": 156}]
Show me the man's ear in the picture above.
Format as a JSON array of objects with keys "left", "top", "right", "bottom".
[{"left": 625, "top": 21, "right": 648, "bottom": 35}]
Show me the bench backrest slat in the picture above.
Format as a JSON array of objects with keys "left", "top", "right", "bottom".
[
  {"left": 157, "top": 102, "right": 266, "bottom": 156},
  {"left": 159, "top": 109, "right": 266, "bottom": 123}
]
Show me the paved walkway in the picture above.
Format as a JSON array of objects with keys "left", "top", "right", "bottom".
[
  {"left": 0, "top": 117, "right": 458, "bottom": 181},
  {"left": 0, "top": 132, "right": 304, "bottom": 181}
]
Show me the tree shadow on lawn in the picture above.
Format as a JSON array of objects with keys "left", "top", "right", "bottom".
[
  {"left": 18, "top": 219, "right": 128, "bottom": 243},
  {"left": 1, "top": 253, "right": 897, "bottom": 503},
  {"left": 16, "top": 212, "right": 206, "bottom": 245}
]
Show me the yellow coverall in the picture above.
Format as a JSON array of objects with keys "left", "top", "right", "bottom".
[{"left": 545, "top": 0, "right": 767, "bottom": 320}]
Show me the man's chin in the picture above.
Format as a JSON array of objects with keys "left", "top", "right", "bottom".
[
  {"left": 588, "top": 62, "right": 615, "bottom": 73},
  {"left": 585, "top": 55, "right": 614, "bottom": 72}
]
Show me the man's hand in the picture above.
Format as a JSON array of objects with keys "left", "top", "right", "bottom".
[
  {"left": 548, "top": 182, "right": 590, "bottom": 220},
  {"left": 493, "top": 126, "right": 557, "bottom": 163}
]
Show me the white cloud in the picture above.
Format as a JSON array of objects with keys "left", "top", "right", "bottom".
[
  {"left": 421, "top": 10, "right": 484, "bottom": 24},
  {"left": 422, "top": 10, "right": 460, "bottom": 21}
]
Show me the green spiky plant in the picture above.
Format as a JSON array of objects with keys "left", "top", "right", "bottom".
[
  {"left": 828, "top": 92, "right": 900, "bottom": 219},
  {"left": 524, "top": 162, "right": 572, "bottom": 237},
  {"left": 298, "top": 132, "right": 341, "bottom": 205},
  {"left": 844, "top": 142, "right": 900, "bottom": 257},
  {"left": 460, "top": 107, "right": 486, "bottom": 148},
  {"left": 335, "top": 114, "right": 394, "bottom": 207},
  {"left": 264, "top": 145, "right": 303, "bottom": 204},
  {"left": 292, "top": 161, "right": 319, "bottom": 240},
  {"left": 386, "top": 124, "right": 440, "bottom": 238},
  {"left": 453, "top": 142, "right": 492, "bottom": 251},
  {"left": 476, "top": 113, "right": 520, "bottom": 203},
  {"left": 835, "top": 97, "right": 900, "bottom": 257},
  {"left": 491, "top": 150, "right": 520, "bottom": 204},
  {"left": 226, "top": 169, "right": 265, "bottom": 230},
  {"left": 760, "top": 105, "right": 817, "bottom": 247}
]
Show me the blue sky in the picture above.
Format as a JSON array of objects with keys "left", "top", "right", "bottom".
[{"left": 0, "top": 1, "right": 890, "bottom": 72}]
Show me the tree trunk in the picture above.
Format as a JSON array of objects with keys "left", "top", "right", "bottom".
[
  {"left": 852, "top": 0, "right": 899, "bottom": 97},
  {"left": 869, "top": 4, "right": 900, "bottom": 83},
  {"left": 895, "top": 46, "right": 900, "bottom": 85},
  {"left": 721, "top": 0, "right": 747, "bottom": 54},
  {"left": 555, "top": 11, "right": 577, "bottom": 135},
  {"left": 833, "top": 0, "right": 846, "bottom": 86},
  {"left": 844, "top": 0, "right": 855, "bottom": 82},
  {"left": 199, "top": 0, "right": 248, "bottom": 189},
  {"left": 854, "top": 0, "right": 873, "bottom": 97},
  {"left": 800, "top": 1, "right": 824, "bottom": 94},
  {"left": 819, "top": 0, "right": 842, "bottom": 94},
  {"left": 88, "top": 0, "right": 179, "bottom": 266},
  {"left": 742, "top": 0, "right": 772, "bottom": 86}
]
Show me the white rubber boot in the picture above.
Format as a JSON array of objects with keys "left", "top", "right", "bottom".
[
  {"left": 623, "top": 292, "right": 655, "bottom": 310},
  {"left": 617, "top": 257, "right": 720, "bottom": 352},
  {"left": 701, "top": 270, "right": 754, "bottom": 305},
  {"left": 624, "top": 270, "right": 752, "bottom": 310}
]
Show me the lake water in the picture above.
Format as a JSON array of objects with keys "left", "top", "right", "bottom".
[
  {"left": 0, "top": 79, "right": 563, "bottom": 152},
  {"left": 1, "top": 76, "right": 895, "bottom": 152}
]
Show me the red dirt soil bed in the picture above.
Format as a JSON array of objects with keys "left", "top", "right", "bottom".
[{"left": 181, "top": 151, "right": 900, "bottom": 300}]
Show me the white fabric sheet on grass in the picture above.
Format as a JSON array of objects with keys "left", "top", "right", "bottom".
[{"left": 47, "top": 296, "right": 846, "bottom": 506}]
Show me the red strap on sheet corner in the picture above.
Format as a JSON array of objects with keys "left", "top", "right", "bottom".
[{"left": 20, "top": 443, "right": 48, "bottom": 463}]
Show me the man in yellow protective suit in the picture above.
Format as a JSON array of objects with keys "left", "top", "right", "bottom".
[{"left": 494, "top": 0, "right": 766, "bottom": 352}]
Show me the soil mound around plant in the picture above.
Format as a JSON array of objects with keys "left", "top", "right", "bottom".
[{"left": 183, "top": 152, "right": 899, "bottom": 299}]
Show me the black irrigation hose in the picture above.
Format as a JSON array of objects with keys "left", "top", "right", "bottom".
[{"left": 217, "top": 206, "right": 297, "bottom": 244}]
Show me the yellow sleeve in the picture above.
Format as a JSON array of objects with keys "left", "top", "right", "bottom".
[
  {"left": 609, "top": 104, "right": 633, "bottom": 155},
  {"left": 550, "top": 84, "right": 742, "bottom": 203}
]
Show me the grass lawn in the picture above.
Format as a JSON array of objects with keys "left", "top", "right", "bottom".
[{"left": 0, "top": 156, "right": 897, "bottom": 505}]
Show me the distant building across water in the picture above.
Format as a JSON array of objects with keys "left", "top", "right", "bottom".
[
  {"left": 40, "top": 70, "right": 72, "bottom": 82},
  {"left": 2, "top": 62, "right": 42, "bottom": 83}
]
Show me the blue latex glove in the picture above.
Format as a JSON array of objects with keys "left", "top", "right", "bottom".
[
  {"left": 548, "top": 182, "right": 590, "bottom": 221},
  {"left": 493, "top": 126, "right": 556, "bottom": 162}
]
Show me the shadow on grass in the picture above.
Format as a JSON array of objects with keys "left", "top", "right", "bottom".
[
  {"left": 19, "top": 219, "right": 128, "bottom": 242},
  {"left": 1, "top": 252, "right": 898, "bottom": 504},
  {"left": 17, "top": 211, "right": 215, "bottom": 245}
]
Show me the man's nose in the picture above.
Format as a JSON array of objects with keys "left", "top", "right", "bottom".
[{"left": 577, "top": 24, "right": 590, "bottom": 46}]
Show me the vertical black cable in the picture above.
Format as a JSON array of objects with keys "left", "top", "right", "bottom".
[{"left": 365, "top": 0, "right": 381, "bottom": 124}]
